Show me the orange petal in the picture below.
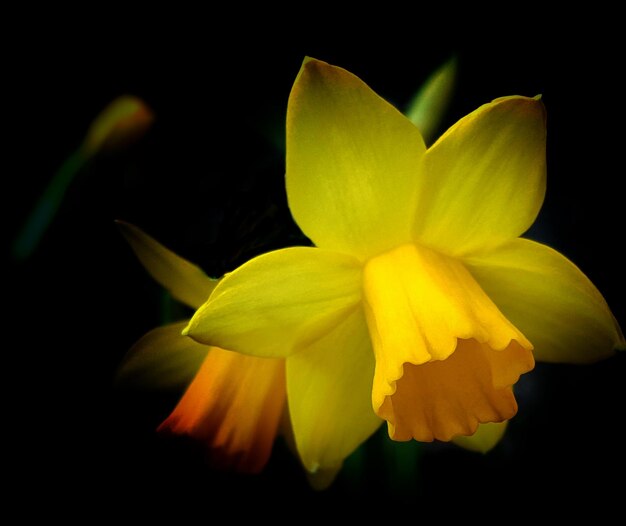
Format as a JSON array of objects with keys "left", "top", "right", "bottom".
[
  {"left": 380, "top": 338, "right": 534, "bottom": 442},
  {"left": 159, "top": 348, "right": 286, "bottom": 474}
]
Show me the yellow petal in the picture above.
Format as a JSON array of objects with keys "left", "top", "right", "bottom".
[
  {"left": 405, "top": 56, "right": 457, "bottom": 145},
  {"left": 116, "top": 322, "right": 209, "bottom": 390},
  {"left": 117, "top": 221, "right": 217, "bottom": 309},
  {"left": 185, "top": 247, "right": 362, "bottom": 358},
  {"left": 362, "top": 243, "right": 534, "bottom": 441},
  {"left": 159, "top": 348, "right": 286, "bottom": 474},
  {"left": 465, "top": 238, "right": 625, "bottom": 363},
  {"left": 287, "top": 308, "right": 382, "bottom": 474},
  {"left": 452, "top": 421, "right": 508, "bottom": 453},
  {"left": 414, "top": 96, "right": 547, "bottom": 257},
  {"left": 286, "top": 57, "right": 426, "bottom": 261}
]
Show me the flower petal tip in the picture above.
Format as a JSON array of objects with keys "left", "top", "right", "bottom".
[
  {"left": 305, "top": 464, "right": 341, "bottom": 491},
  {"left": 452, "top": 421, "right": 509, "bottom": 454},
  {"left": 299, "top": 56, "right": 326, "bottom": 77},
  {"left": 181, "top": 324, "right": 191, "bottom": 337}
]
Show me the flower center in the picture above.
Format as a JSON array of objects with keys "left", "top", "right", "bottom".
[{"left": 362, "top": 243, "right": 534, "bottom": 441}]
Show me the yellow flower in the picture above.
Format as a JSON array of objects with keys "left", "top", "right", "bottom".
[
  {"left": 116, "top": 57, "right": 462, "bottom": 482},
  {"left": 184, "top": 58, "right": 625, "bottom": 476},
  {"left": 116, "top": 222, "right": 286, "bottom": 474}
]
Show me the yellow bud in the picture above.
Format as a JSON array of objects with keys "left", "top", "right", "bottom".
[{"left": 81, "top": 95, "right": 154, "bottom": 156}]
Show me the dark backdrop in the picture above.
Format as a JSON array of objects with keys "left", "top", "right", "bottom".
[{"left": 9, "top": 17, "right": 625, "bottom": 518}]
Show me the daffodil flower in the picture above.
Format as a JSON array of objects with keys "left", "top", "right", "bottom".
[
  {"left": 116, "top": 222, "right": 286, "bottom": 473},
  {"left": 184, "top": 58, "right": 625, "bottom": 477},
  {"left": 116, "top": 58, "right": 467, "bottom": 483}
]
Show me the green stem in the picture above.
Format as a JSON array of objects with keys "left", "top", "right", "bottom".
[
  {"left": 382, "top": 430, "right": 422, "bottom": 498},
  {"left": 12, "top": 149, "right": 88, "bottom": 261}
]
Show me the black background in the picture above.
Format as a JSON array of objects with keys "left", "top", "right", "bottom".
[{"left": 9, "top": 14, "right": 625, "bottom": 518}]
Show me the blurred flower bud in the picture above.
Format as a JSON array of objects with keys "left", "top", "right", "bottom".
[
  {"left": 81, "top": 95, "right": 154, "bottom": 156},
  {"left": 405, "top": 56, "right": 457, "bottom": 146}
]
